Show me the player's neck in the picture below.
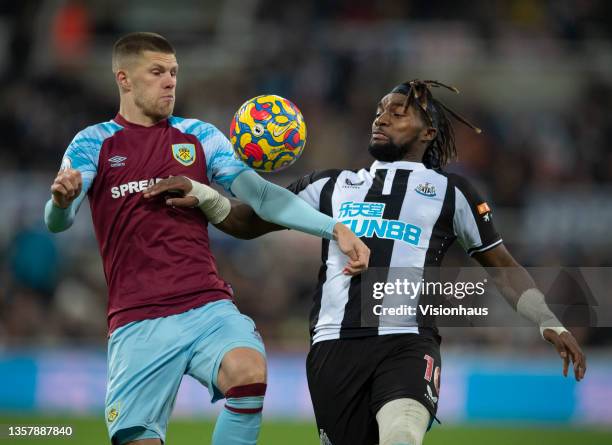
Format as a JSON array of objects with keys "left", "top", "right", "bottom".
[
  {"left": 402, "top": 151, "right": 425, "bottom": 163},
  {"left": 119, "top": 99, "right": 161, "bottom": 127}
]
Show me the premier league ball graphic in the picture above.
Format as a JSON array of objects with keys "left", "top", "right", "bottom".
[{"left": 230, "top": 95, "right": 307, "bottom": 172}]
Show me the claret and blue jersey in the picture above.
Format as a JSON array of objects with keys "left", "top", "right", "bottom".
[{"left": 60, "top": 114, "right": 251, "bottom": 333}]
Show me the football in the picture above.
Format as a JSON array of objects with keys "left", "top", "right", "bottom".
[{"left": 230, "top": 94, "right": 307, "bottom": 172}]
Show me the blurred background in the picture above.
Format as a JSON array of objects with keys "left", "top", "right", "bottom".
[{"left": 1, "top": 0, "right": 612, "bottom": 444}]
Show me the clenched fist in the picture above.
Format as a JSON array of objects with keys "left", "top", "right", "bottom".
[{"left": 51, "top": 168, "right": 82, "bottom": 209}]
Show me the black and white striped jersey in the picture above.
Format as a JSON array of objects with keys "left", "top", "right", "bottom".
[{"left": 287, "top": 160, "right": 502, "bottom": 344}]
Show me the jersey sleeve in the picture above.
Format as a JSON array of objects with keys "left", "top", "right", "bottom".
[
  {"left": 451, "top": 174, "right": 502, "bottom": 256},
  {"left": 61, "top": 128, "right": 101, "bottom": 208},
  {"left": 286, "top": 170, "right": 339, "bottom": 211},
  {"left": 198, "top": 123, "right": 251, "bottom": 193},
  {"left": 45, "top": 127, "right": 104, "bottom": 232}
]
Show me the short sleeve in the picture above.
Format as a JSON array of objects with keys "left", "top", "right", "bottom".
[
  {"left": 451, "top": 174, "right": 502, "bottom": 256},
  {"left": 199, "top": 124, "right": 251, "bottom": 193},
  {"left": 61, "top": 128, "right": 103, "bottom": 195}
]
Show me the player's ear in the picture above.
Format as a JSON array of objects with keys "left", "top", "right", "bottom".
[
  {"left": 115, "top": 69, "right": 131, "bottom": 92},
  {"left": 421, "top": 126, "right": 437, "bottom": 143}
]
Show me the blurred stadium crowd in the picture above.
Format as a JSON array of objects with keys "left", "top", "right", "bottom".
[{"left": 1, "top": 0, "right": 611, "bottom": 350}]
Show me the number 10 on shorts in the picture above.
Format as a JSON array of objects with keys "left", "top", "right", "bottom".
[{"left": 423, "top": 354, "right": 441, "bottom": 395}]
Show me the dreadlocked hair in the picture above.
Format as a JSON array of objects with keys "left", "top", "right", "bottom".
[{"left": 397, "top": 80, "right": 481, "bottom": 170}]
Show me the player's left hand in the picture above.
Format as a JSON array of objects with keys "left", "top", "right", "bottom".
[
  {"left": 333, "top": 223, "right": 370, "bottom": 276},
  {"left": 143, "top": 176, "right": 198, "bottom": 207},
  {"left": 543, "top": 329, "right": 587, "bottom": 381}
]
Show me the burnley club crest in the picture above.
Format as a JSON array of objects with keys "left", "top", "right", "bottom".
[{"left": 172, "top": 143, "right": 196, "bottom": 166}]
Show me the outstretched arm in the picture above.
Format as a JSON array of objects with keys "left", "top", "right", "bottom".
[
  {"left": 448, "top": 173, "right": 586, "bottom": 380},
  {"left": 229, "top": 170, "right": 336, "bottom": 239},
  {"left": 144, "top": 174, "right": 370, "bottom": 275},
  {"left": 215, "top": 199, "right": 284, "bottom": 240},
  {"left": 474, "top": 244, "right": 587, "bottom": 381},
  {"left": 143, "top": 175, "right": 286, "bottom": 238}
]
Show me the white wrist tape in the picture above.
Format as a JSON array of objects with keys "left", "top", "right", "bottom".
[
  {"left": 516, "top": 288, "right": 568, "bottom": 340},
  {"left": 186, "top": 178, "right": 231, "bottom": 224}
]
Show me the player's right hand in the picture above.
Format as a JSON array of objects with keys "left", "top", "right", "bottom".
[
  {"left": 143, "top": 176, "right": 199, "bottom": 207},
  {"left": 334, "top": 223, "right": 370, "bottom": 276},
  {"left": 50, "top": 168, "right": 82, "bottom": 209}
]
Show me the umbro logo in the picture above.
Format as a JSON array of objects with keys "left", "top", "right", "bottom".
[
  {"left": 109, "top": 155, "right": 127, "bottom": 167},
  {"left": 343, "top": 177, "right": 365, "bottom": 188}
]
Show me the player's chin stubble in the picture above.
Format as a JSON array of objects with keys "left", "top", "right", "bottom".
[
  {"left": 138, "top": 98, "right": 172, "bottom": 122},
  {"left": 368, "top": 140, "right": 411, "bottom": 162}
]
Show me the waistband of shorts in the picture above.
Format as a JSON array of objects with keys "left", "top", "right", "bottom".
[{"left": 311, "top": 326, "right": 439, "bottom": 345}]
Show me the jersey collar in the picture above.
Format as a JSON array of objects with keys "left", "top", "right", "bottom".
[
  {"left": 113, "top": 113, "right": 169, "bottom": 129},
  {"left": 369, "top": 160, "right": 427, "bottom": 176}
]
